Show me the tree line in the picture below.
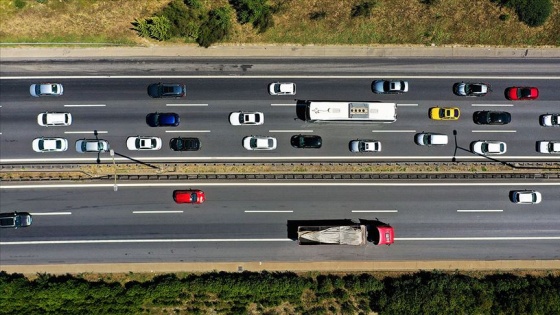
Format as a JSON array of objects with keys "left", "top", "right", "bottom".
[{"left": 1, "top": 270, "right": 559, "bottom": 314}]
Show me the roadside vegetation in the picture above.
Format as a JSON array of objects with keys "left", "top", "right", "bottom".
[
  {"left": 1, "top": 270, "right": 559, "bottom": 314},
  {"left": 1, "top": 0, "right": 558, "bottom": 46}
]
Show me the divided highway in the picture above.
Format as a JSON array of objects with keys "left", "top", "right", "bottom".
[{"left": 1, "top": 57, "right": 559, "bottom": 266}]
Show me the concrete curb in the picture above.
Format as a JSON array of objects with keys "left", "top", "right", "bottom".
[
  {"left": 1, "top": 45, "right": 560, "bottom": 59},
  {"left": 2, "top": 260, "right": 560, "bottom": 274}
]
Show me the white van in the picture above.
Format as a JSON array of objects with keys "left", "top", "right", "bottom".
[{"left": 415, "top": 133, "right": 448, "bottom": 146}]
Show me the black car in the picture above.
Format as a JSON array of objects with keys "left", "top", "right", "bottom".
[
  {"left": 146, "top": 112, "right": 180, "bottom": 127},
  {"left": 291, "top": 135, "right": 322, "bottom": 149},
  {"left": 147, "top": 83, "right": 186, "bottom": 98},
  {"left": 170, "top": 137, "right": 201, "bottom": 151},
  {"left": 0, "top": 211, "right": 33, "bottom": 229},
  {"left": 473, "top": 111, "right": 511, "bottom": 125}
]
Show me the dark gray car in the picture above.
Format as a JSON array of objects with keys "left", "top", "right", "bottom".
[
  {"left": 147, "top": 83, "right": 186, "bottom": 98},
  {"left": 0, "top": 212, "right": 33, "bottom": 229}
]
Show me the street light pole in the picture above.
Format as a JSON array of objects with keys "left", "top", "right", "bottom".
[{"left": 109, "top": 149, "right": 118, "bottom": 191}]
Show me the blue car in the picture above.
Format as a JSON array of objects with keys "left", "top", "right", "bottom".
[{"left": 146, "top": 112, "right": 180, "bottom": 127}]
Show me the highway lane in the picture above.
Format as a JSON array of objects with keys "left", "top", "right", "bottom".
[
  {"left": 1, "top": 77, "right": 559, "bottom": 162},
  {"left": 1, "top": 181, "right": 559, "bottom": 264}
]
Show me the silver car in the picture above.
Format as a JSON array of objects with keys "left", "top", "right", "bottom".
[
  {"left": 372, "top": 80, "right": 408, "bottom": 94},
  {"left": 75, "top": 139, "right": 110, "bottom": 153},
  {"left": 30, "top": 83, "right": 64, "bottom": 97},
  {"left": 349, "top": 140, "right": 381, "bottom": 152}
]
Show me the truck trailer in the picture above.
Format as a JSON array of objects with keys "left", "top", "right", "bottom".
[{"left": 297, "top": 224, "right": 394, "bottom": 245}]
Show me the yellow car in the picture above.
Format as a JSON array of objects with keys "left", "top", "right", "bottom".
[{"left": 429, "top": 107, "right": 460, "bottom": 120}]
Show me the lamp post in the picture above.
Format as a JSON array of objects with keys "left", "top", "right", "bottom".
[{"left": 109, "top": 149, "right": 118, "bottom": 191}]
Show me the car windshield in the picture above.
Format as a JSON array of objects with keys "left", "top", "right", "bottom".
[
  {"left": 50, "top": 84, "right": 58, "bottom": 93},
  {"left": 520, "top": 88, "right": 531, "bottom": 98},
  {"left": 250, "top": 138, "right": 257, "bottom": 148},
  {"left": 190, "top": 192, "right": 197, "bottom": 202},
  {"left": 38, "top": 141, "right": 44, "bottom": 150},
  {"left": 175, "top": 139, "right": 183, "bottom": 150}
]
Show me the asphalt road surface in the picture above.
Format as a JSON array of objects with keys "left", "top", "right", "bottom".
[
  {"left": 1, "top": 181, "right": 559, "bottom": 264},
  {"left": 1, "top": 58, "right": 559, "bottom": 163}
]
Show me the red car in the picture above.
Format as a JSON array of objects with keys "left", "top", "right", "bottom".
[
  {"left": 173, "top": 189, "right": 205, "bottom": 204},
  {"left": 505, "top": 86, "right": 539, "bottom": 100}
]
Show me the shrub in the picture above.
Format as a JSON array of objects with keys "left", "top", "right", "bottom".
[
  {"left": 351, "top": 0, "right": 377, "bottom": 18},
  {"left": 132, "top": 18, "right": 151, "bottom": 38},
  {"left": 420, "top": 0, "right": 440, "bottom": 4},
  {"left": 516, "top": 0, "right": 551, "bottom": 27},
  {"left": 197, "top": 7, "right": 232, "bottom": 48},
  {"left": 160, "top": 0, "right": 203, "bottom": 38},
  {"left": 491, "top": 0, "right": 552, "bottom": 27},
  {"left": 309, "top": 11, "right": 327, "bottom": 20},
  {"left": 14, "top": 0, "right": 26, "bottom": 9},
  {"left": 229, "top": 0, "right": 275, "bottom": 33},
  {"left": 499, "top": 13, "right": 510, "bottom": 21},
  {"left": 149, "top": 16, "right": 172, "bottom": 41}
]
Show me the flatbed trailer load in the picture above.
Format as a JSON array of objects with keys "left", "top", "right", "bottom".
[{"left": 297, "top": 225, "right": 367, "bottom": 245}]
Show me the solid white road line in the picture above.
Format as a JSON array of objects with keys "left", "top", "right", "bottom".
[
  {"left": 166, "top": 104, "right": 208, "bottom": 106},
  {"left": 269, "top": 130, "right": 313, "bottom": 133},
  {"left": 64, "top": 131, "right": 108, "bottom": 134},
  {"left": 165, "top": 130, "right": 211, "bottom": 133},
  {"left": 29, "top": 212, "right": 72, "bottom": 215},
  {"left": 471, "top": 130, "right": 516, "bottom": 133},
  {"left": 64, "top": 104, "right": 106, "bottom": 107},
  {"left": 372, "top": 130, "right": 416, "bottom": 133},
  {"left": 457, "top": 209, "right": 503, "bottom": 213},
  {"left": 397, "top": 104, "right": 418, "bottom": 106},
  {"left": 271, "top": 103, "right": 296, "bottom": 106},
  {"left": 3, "top": 236, "right": 560, "bottom": 245},
  {"left": 352, "top": 210, "right": 398, "bottom": 213},
  {"left": 245, "top": 210, "right": 294, "bottom": 213},
  {"left": 4, "top": 75, "right": 560, "bottom": 80},
  {"left": 133, "top": 211, "right": 184, "bottom": 214},
  {"left": 472, "top": 104, "right": 513, "bottom": 107},
  {"left": 3, "top": 182, "right": 560, "bottom": 189}
]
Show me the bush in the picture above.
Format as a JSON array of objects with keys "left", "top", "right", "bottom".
[
  {"left": 309, "top": 11, "right": 327, "bottom": 20},
  {"left": 160, "top": 0, "right": 203, "bottom": 38},
  {"left": 516, "top": 0, "right": 551, "bottom": 27},
  {"left": 197, "top": 7, "right": 232, "bottom": 48},
  {"left": 229, "top": 0, "right": 275, "bottom": 33},
  {"left": 492, "top": 0, "right": 552, "bottom": 27},
  {"left": 420, "top": 0, "right": 439, "bottom": 4},
  {"left": 351, "top": 0, "right": 377, "bottom": 18},
  {"left": 149, "top": 16, "right": 172, "bottom": 41},
  {"left": 14, "top": 0, "right": 26, "bottom": 9}
]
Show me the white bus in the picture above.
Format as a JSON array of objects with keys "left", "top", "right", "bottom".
[{"left": 304, "top": 101, "right": 397, "bottom": 123}]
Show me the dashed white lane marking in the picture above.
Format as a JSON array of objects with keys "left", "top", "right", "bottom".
[
  {"left": 64, "top": 131, "right": 108, "bottom": 134},
  {"left": 269, "top": 130, "right": 313, "bottom": 133},
  {"left": 457, "top": 209, "right": 503, "bottom": 213},
  {"left": 165, "top": 130, "right": 211, "bottom": 133},
  {"left": 64, "top": 104, "right": 106, "bottom": 107},
  {"left": 29, "top": 212, "right": 72, "bottom": 215},
  {"left": 133, "top": 211, "right": 184, "bottom": 214},
  {"left": 352, "top": 210, "right": 398, "bottom": 213},
  {"left": 472, "top": 104, "right": 513, "bottom": 107},
  {"left": 471, "top": 130, "right": 516, "bottom": 133},
  {"left": 245, "top": 210, "right": 294, "bottom": 213},
  {"left": 166, "top": 104, "right": 208, "bottom": 106}
]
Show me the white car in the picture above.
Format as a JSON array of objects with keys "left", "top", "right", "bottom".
[
  {"left": 126, "top": 136, "right": 162, "bottom": 151},
  {"left": 540, "top": 114, "right": 559, "bottom": 127},
  {"left": 229, "top": 111, "right": 264, "bottom": 125},
  {"left": 243, "top": 136, "right": 277, "bottom": 150},
  {"left": 37, "top": 112, "right": 72, "bottom": 126},
  {"left": 349, "top": 140, "right": 381, "bottom": 152},
  {"left": 510, "top": 190, "right": 542, "bottom": 204},
  {"left": 268, "top": 82, "right": 296, "bottom": 95},
  {"left": 30, "top": 83, "right": 64, "bottom": 97},
  {"left": 32, "top": 137, "right": 68, "bottom": 153},
  {"left": 537, "top": 141, "right": 560, "bottom": 154},
  {"left": 471, "top": 140, "right": 507, "bottom": 155},
  {"left": 75, "top": 139, "right": 110, "bottom": 153},
  {"left": 414, "top": 133, "right": 448, "bottom": 146}
]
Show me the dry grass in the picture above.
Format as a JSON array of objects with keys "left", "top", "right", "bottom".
[{"left": 0, "top": 0, "right": 558, "bottom": 46}]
